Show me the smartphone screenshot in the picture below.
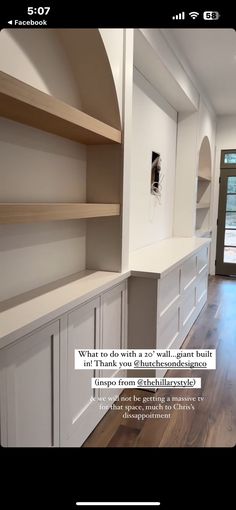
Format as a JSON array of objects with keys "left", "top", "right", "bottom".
[{"left": 0, "top": 4, "right": 235, "bottom": 509}]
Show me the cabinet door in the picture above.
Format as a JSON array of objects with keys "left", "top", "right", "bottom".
[
  {"left": 0, "top": 322, "right": 59, "bottom": 447},
  {"left": 60, "top": 297, "right": 101, "bottom": 447},
  {"left": 100, "top": 281, "right": 127, "bottom": 398},
  {"left": 196, "top": 269, "right": 208, "bottom": 308}
]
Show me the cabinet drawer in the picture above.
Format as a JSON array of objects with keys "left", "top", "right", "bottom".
[
  {"left": 181, "top": 255, "right": 197, "bottom": 292},
  {"left": 197, "top": 246, "right": 209, "bottom": 274},
  {"left": 158, "top": 304, "right": 180, "bottom": 349},
  {"left": 158, "top": 267, "right": 180, "bottom": 316},
  {"left": 181, "top": 285, "right": 196, "bottom": 328}
]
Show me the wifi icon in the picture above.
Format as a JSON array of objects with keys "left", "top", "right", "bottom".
[{"left": 189, "top": 11, "right": 199, "bottom": 19}]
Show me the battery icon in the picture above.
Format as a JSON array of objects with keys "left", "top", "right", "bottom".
[{"left": 203, "top": 11, "right": 220, "bottom": 20}]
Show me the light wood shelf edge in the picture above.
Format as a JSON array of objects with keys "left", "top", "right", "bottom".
[
  {"left": 0, "top": 71, "right": 121, "bottom": 145},
  {"left": 0, "top": 203, "right": 120, "bottom": 224},
  {"left": 198, "top": 174, "right": 211, "bottom": 182},
  {"left": 196, "top": 203, "right": 210, "bottom": 209}
]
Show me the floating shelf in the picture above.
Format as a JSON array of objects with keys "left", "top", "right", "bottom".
[
  {"left": 0, "top": 203, "right": 120, "bottom": 224},
  {"left": 198, "top": 175, "right": 211, "bottom": 182},
  {"left": 196, "top": 203, "right": 210, "bottom": 209},
  {"left": 0, "top": 71, "right": 121, "bottom": 145}
]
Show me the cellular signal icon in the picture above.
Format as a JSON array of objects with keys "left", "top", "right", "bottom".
[{"left": 172, "top": 11, "right": 185, "bottom": 20}]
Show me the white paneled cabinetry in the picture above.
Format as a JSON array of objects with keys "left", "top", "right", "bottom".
[
  {"left": 0, "top": 238, "right": 210, "bottom": 446},
  {"left": 129, "top": 243, "right": 209, "bottom": 378},
  {"left": 0, "top": 280, "right": 127, "bottom": 447},
  {"left": 60, "top": 281, "right": 127, "bottom": 447},
  {"left": 0, "top": 322, "right": 60, "bottom": 447}
]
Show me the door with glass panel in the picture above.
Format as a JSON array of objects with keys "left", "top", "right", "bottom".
[{"left": 216, "top": 150, "right": 236, "bottom": 275}]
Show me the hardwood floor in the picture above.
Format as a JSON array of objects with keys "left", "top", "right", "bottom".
[{"left": 83, "top": 276, "right": 236, "bottom": 447}]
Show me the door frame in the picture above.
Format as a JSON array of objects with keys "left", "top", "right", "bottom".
[{"left": 216, "top": 151, "right": 236, "bottom": 275}]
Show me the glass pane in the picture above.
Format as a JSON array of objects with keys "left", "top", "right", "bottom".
[
  {"left": 226, "top": 212, "right": 236, "bottom": 227},
  {"left": 227, "top": 177, "right": 236, "bottom": 193},
  {"left": 224, "top": 230, "right": 236, "bottom": 246},
  {"left": 226, "top": 194, "right": 236, "bottom": 211},
  {"left": 224, "top": 247, "right": 236, "bottom": 263},
  {"left": 224, "top": 153, "right": 236, "bottom": 164}
]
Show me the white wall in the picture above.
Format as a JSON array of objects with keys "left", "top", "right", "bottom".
[
  {"left": 197, "top": 99, "right": 216, "bottom": 159},
  {"left": 0, "top": 29, "right": 87, "bottom": 301},
  {"left": 129, "top": 70, "right": 177, "bottom": 252},
  {"left": 136, "top": 29, "right": 199, "bottom": 112},
  {"left": 197, "top": 99, "right": 216, "bottom": 273},
  {"left": 0, "top": 29, "right": 81, "bottom": 107},
  {"left": 100, "top": 29, "right": 124, "bottom": 122},
  {"left": 121, "top": 30, "right": 134, "bottom": 271},
  {"left": 211, "top": 116, "right": 236, "bottom": 273},
  {"left": 173, "top": 110, "right": 199, "bottom": 237},
  {"left": 174, "top": 98, "right": 216, "bottom": 242}
]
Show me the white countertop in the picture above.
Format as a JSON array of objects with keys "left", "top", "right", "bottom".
[
  {"left": 129, "top": 237, "right": 211, "bottom": 278},
  {"left": 0, "top": 270, "right": 130, "bottom": 348},
  {"left": 0, "top": 236, "right": 211, "bottom": 348}
]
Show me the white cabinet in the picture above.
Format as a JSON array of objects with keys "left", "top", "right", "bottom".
[
  {"left": 60, "top": 297, "right": 101, "bottom": 447},
  {"left": 60, "top": 281, "right": 127, "bottom": 447},
  {"left": 0, "top": 279, "right": 128, "bottom": 447},
  {"left": 0, "top": 321, "right": 59, "bottom": 447},
  {"left": 100, "top": 281, "right": 127, "bottom": 399},
  {"left": 128, "top": 245, "right": 209, "bottom": 378}
]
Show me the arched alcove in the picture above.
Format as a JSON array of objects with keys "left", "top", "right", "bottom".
[
  {"left": 0, "top": 29, "right": 82, "bottom": 108},
  {"left": 0, "top": 28, "right": 123, "bottom": 300},
  {"left": 0, "top": 29, "right": 121, "bottom": 129},
  {"left": 196, "top": 136, "right": 212, "bottom": 235},
  {"left": 198, "top": 136, "right": 212, "bottom": 180},
  {"left": 58, "top": 29, "right": 121, "bottom": 129}
]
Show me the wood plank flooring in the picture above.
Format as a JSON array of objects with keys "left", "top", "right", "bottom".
[{"left": 83, "top": 276, "right": 236, "bottom": 447}]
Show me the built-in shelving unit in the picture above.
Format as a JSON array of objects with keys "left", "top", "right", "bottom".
[
  {"left": 1, "top": 29, "right": 124, "bottom": 304},
  {"left": 0, "top": 71, "right": 121, "bottom": 145},
  {"left": 0, "top": 71, "right": 122, "bottom": 227},
  {"left": 0, "top": 203, "right": 120, "bottom": 224},
  {"left": 195, "top": 136, "right": 212, "bottom": 236}
]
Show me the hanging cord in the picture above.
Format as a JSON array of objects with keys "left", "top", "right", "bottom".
[{"left": 151, "top": 173, "right": 164, "bottom": 203}]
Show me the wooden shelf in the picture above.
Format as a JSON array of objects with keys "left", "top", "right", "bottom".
[
  {"left": 198, "top": 174, "right": 211, "bottom": 182},
  {"left": 0, "top": 203, "right": 120, "bottom": 224},
  {"left": 196, "top": 203, "right": 210, "bottom": 209},
  {"left": 0, "top": 71, "right": 121, "bottom": 145}
]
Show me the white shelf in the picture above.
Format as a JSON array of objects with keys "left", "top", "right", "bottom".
[{"left": 129, "top": 237, "right": 211, "bottom": 279}]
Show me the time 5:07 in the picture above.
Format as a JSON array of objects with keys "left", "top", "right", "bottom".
[{"left": 27, "top": 6, "right": 51, "bottom": 15}]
